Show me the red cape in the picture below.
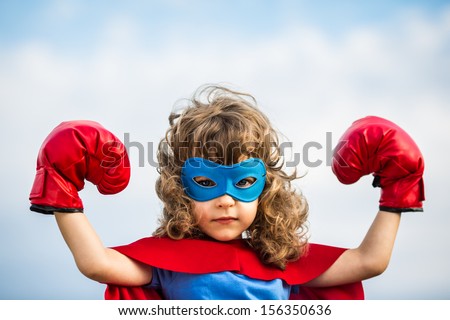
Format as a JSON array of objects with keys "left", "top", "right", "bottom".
[{"left": 105, "top": 237, "right": 364, "bottom": 300}]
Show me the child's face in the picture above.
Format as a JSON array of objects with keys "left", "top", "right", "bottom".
[{"left": 192, "top": 195, "right": 258, "bottom": 241}]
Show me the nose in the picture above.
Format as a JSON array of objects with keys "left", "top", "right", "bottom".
[{"left": 216, "top": 194, "right": 236, "bottom": 208}]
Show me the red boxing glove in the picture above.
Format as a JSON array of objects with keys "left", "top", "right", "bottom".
[
  {"left": 332, "top": 116, "right": 425, "bottom": 213},
  {"left": 29, "top": 120, "right": 130, "bottom": 214}
]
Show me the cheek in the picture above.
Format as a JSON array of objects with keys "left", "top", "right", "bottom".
[
  {"left": 242, "top": 202, "right": 259, "bottom": 225},
  {"left": 192, "top": 202, "right": 207, "bottom": 222}
]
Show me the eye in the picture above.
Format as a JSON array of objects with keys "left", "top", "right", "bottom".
[
  {"left": 193, "top": 176, "right": 217, "bottom": 187},
  {"left": 235, "top": 177, "right": 256, "bottom": 188}
]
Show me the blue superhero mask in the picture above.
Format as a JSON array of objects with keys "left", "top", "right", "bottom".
[{"left": 181, "top": 157, "right": 266, "bottom": 202}]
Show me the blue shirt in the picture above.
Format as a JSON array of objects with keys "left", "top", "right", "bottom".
[{"left": 148, "top": 268, "right": 291, "bottom": 300}]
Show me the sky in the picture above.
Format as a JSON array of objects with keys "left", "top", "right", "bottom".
[{"left": 1, "top": 0, "right": 449, "bottom": 299}]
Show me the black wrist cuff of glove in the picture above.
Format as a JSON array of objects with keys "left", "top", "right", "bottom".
[
  {"left": 30, "top": 204, "right": 84, "bottom": 215},
  {"left": 379, "top": 205, "right": 423, "bottom": 213}
]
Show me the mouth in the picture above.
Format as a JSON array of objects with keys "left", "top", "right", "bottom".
[{"left": 213, "top": 217, "right": 238, "bottom": 224}]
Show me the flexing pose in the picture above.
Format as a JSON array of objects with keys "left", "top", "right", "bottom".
[{"left": 29, "top": 86, "right": 424, "bottom": 299}]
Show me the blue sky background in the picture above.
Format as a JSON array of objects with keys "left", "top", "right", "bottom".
[{"left": 1, "top": 0, "right": 449, "bottom": 299}]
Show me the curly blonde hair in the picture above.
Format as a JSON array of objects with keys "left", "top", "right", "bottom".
[{"left": 154, "top": 85, "right": 309, "bottom": 269}]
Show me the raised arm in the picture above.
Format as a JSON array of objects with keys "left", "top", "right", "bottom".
[
  {"left": 308, "top": 210, "right": 401, "bottom": 286},
  {"left": 54, "top": 212, "right": 151, "bottom": 285},
  {"left": 308, "top": 116, "right": 424, "bottom": 287},
  {"left": 29, "top": 121, "right": 152, "bottom": 286}
]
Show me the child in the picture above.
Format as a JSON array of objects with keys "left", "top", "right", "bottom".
[{"left": 29, "top": 85, "right": 425, "bottom": 300}]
